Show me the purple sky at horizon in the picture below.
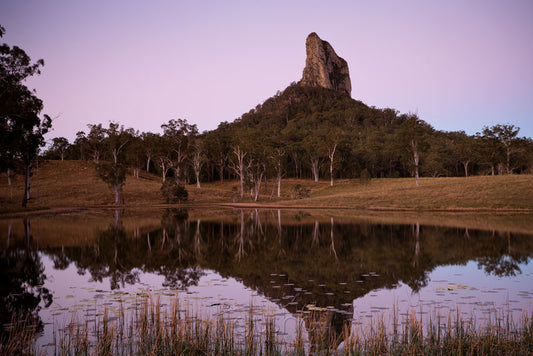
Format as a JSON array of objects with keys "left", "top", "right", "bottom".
[{"left": 2, "top": 0, "right": 532, "bottom": 142}]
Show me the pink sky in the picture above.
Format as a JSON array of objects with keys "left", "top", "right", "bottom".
[{"left": 2, "top": 0, "right": 532, "bottom": 141}]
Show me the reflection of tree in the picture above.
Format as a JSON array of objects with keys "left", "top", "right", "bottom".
[
  {"left": 312, "top": 220, "right": 320, "bottom": 247},
  {"left": 77, "top": 210, "right": 140, "bottom": 289},
  {"left": 50, "top": 247, "right": 71, "bottom": 270},
  {"left": 478, "top": 255, "right": 522, "bottom": 277},
  {"left": 329, "top": 218, "right": 338, "bottom": 261},
  {"left": 403, "top": 223, "right": 429, "bottom": 292},
  {"left": 40, "top": 209, "right": 206, "bottom": 291},
  {"left": 477, "top": 232, "right": 526, "bottom": 277},
  {"left": 234, "top": 210, "right": 247, "bottom": 261},
  {"left": 0, "top": 219, "right": 52, "bottom": 338},
  {"left": 161, "top": 265, "right": 204, "bottom": 289}
]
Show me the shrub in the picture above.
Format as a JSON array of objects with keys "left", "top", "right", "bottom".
[
  {"left": 290, "top": 184, "right": 310, "bottom": 199},
  {"left": 160, "top": 180, "right": 188, "bottom": 203},
  {"left": 360, "top": 168, "right": 372, "bottom": 185}
]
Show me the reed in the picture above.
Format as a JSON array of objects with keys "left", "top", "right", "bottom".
[{"left": 1, "top": 297, "right": 532, "bottom": 355}]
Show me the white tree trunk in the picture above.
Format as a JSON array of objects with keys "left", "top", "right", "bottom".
[
  {"left": 311, "top": 157, "right": 320, "bottom": 183},
  {"left": 462, "top": 160, "right": 470, "bottom": 177},
  {"left": 146, "top": 154, "right": 151, "bottom": 172},
  {"left": 192, "top": 150, "right": 203, "bottom": 188},
  {"left": 230, "top": 146, "right": 247, "bottom": 199},
  {"left": 276, "top": 172, "right": 281, "bottom": 198},
  {"left": 328, "top": 144, "right": 337, "bottom": 187},
  {"left": 411, "top": 139, "right": 420, "bottom": 187},
  {"left": 252, "top": 170, "right": 264, "bottom": 202}
]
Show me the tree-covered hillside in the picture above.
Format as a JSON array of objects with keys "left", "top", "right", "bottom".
[{"left": 40, "top": 82, "right": 533, "bottom": 202}]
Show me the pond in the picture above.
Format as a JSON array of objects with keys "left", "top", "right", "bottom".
[{"left": 1, "top": 208, "right": 532, "bottom": 351}]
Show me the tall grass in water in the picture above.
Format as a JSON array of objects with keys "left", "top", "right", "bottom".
[{"left": 1, "top": 297, "right": 532, "bottom": 355}]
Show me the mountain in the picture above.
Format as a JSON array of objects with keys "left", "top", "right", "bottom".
[
  {"left": 207, "top": 33, "right": 407, "bottom": 179},
  {"left": 300, "top": 32, "right": 352, "bottom": 96},
  {"left": 202, "top": 33, "right": 532, "bottom": 181}
]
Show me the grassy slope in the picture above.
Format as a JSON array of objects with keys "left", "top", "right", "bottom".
[
  {"left": 1, "top": 160, "right": 532, "bottom": 212},
  {"left": 293, "top": 175, "right": 533, "bottom": 210}
]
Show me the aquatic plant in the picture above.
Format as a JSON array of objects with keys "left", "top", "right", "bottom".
[{"left": 1, "top": 296, "right": 532, "bottom": 355}]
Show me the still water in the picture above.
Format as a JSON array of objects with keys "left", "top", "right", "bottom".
[{"left": 1, "top": 208, "right": 532, "bottom": 349}]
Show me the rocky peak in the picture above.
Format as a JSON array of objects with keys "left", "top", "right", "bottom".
[{"left": 299, "top": 32, "right": 352, "bottom": 96}]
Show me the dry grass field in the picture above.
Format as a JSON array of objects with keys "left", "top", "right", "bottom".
[{"left": 1, "top": 160, "right": 532, "bottom": 215}]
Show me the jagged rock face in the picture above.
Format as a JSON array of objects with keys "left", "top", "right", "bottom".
[{"left": 300, "top": 32, "right": 352, "bottom": 96}]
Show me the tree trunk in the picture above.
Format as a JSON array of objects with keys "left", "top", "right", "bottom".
[
  {"left": 252, "top": 170, "right": 264, "bottom": 202},
  {"left": 328, "top": 144, "right": 337, "bottom": 187},
  {"left": 218, "top": 165, "right": 224, "bottom": 183},
  {"left": 411, "top": 139, "right": 420, "bottom": 187},
  {"left": 276, "top": 172, "right": 281, "bottom": 198},
  {"left": 195, "top": 171, "right": 201, "bottom": 188},
  {"left": 231, "top": 147, "right": 247, "bottom": 199},
  {"left": 462, "top": 161, "right": 470, "bottom": 177},
  {"left": 174, "top": 166, "right": 181, "bottom": 186},
  {"left": 114, "top": 174, "right": 120, "bottom": 204},
  {"left": 146, "top": 155, "right": 151, "bottom": 172},
  {"left": 311, "top": 157, "right": 320, "bottom": 183},
  {"left": 22, "top": 162, "right": 32, "bottom": 208},
  {"left": 7, "top": 168, "right": 13, "bottom": 200},
  {"left": 506, "top": 147, "right": 511, "bottom": 174}
]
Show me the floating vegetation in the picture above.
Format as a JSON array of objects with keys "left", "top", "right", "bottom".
[{"left": 436, "top": 283, "right": 474, "bottom": 291}]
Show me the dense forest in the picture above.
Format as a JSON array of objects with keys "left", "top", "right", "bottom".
[{"left": 41, "top": 83, "right": 533, "bottom": 200}]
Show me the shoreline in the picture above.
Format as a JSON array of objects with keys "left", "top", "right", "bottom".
[
  {"left": 2, "top": 202, "right": 532, "bottom": 236},
  {"left": 2, "top": 201, "right": 533, "bottom": 218}
]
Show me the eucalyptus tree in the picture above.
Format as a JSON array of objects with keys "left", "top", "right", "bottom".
[
  {"left": 302, "top": 134, "right": 323, "bottom": 182},
  {"left": 190, "top": 137, "right": 205, "bottom": 188},
  {"left": 73, "top": 131, "right": 89, "bottom": 160},
  {"left": 86, "top": 123, "right": 106, "bottom": 163},
  {"left": 323, "top": 127, "right": 346, "bottom": 186},
  {"left": 396, "top": 114, "right": 431, "bottom": 186},
  {"left": 125, "top": 129, "right": 143, "bottom": 178},
  {"left": 229, "top": 145, "right": 249, "bottom": 200},
  {"left": 481, "top": 124, "right": 520, "bottom": 174},
  {"left": 161, "top": 119, "right": 198, "bottom": 186},
  {"left": 95, "top": 122, "right": 130, "bottom": 205},
  {"left": 447, "top": 131, "right": 477, "bottom": 177},
  {"left": 203, "top": 122, "right": 232, "bottom": 182},
  {"left": 269, "top": 146, "right": 285, "bottom": 198},
  {"left": 247, "top": 146, "right": 268, "bottom": 202},
  {"left": 0, "top": 26, "right": 52, "bottom": 207},
  {"left": 140, "top": 131, "right": 160, "bottom": 173},
  {"left": 47, "top": 137, "right": 70, "bottom": 161}
]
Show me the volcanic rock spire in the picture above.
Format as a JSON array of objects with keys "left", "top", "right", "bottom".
[{"left": 300, "top": 32, "right": 352, "bottom": 96}]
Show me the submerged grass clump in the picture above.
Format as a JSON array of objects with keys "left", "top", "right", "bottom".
[{"left": 1, "top": 296, "right": 532, "bottom": 355}]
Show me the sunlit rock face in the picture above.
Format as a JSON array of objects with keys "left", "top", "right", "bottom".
[{"left": 300, "top": 32, "right": 352, "bottom": 96}]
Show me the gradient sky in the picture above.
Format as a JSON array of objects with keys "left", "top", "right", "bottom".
[{"left": 2, "top": 0, "right": 532, "bottom": 142}]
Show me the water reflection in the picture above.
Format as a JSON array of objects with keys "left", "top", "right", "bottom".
[
  {"left": 0, "top": 219, "right": 52, "bottom": 339},
  {"left": 0, "top": 209, "right": 532, "bottom": 348}
]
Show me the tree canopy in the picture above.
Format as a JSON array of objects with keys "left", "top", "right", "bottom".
[{"left": 1, "top": 26, "right": 51, "bottom": 207}]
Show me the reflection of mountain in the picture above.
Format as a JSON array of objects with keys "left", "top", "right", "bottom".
[{"left": 2, "top": 209, "right": 532, "bottom": 344}]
